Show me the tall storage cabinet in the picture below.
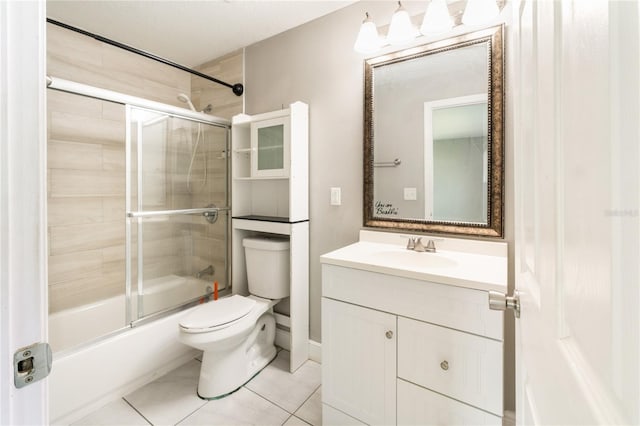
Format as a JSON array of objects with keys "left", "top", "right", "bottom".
[{"left": 231, "top": 102, "right": 309, "bottom": 372}]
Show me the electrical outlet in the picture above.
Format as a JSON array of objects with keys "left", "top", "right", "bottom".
[{"left": 404, "top": 187, "right": 417, "bottom": 200}]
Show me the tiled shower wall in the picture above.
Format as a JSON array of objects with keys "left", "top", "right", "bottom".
[
  {"left": 192, "top": 50, "right": 244, "bottom": 120},
  {"left": 47, "top": 23, "right": 243, "bottom": 315},
  {"left": 47, "top": 91, "right": 127, "bottom": 313},
  {"left": 189, "top": 50, "right": 243, "bottom": 290}
]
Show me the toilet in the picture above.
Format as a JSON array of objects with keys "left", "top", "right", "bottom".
[{"left": 179, "top": 236, "right": 290, "bottom": 399}]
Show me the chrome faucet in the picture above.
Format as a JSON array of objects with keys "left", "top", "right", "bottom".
[
  {"left": 196, "top": 265, "right": 214, "bottom": 278},
  {"left": 405, "top": 236, "right": 437, "bottom": 253}
]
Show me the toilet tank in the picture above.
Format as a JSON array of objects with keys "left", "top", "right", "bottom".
[{"left": 243, "top": 237, "right": 290, "bottom": 299}]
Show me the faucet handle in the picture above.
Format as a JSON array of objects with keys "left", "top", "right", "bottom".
[
  {"left": 425, "top": 239, "right": 436, "bottom": 253},
  {"left": 406, "top": 236, "right": 415, "bottom": 250}
]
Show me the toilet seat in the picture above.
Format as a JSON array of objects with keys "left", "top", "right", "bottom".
[{"left": 180, "top": 295, "right": 256, "bottom": 333}]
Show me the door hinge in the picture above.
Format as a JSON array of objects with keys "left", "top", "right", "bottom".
[{"left": 14, "top": 342, "right": 52, "bottom": 388}]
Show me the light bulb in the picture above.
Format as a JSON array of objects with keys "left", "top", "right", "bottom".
[
  {"left": 386, "top": 2, "right": 417, "bottom": 46},
  {"left": 462, "top": 0, "right": 500, "bottom": 26},
  {"left": 354, "top": 12, "right": 382, "bottom": 54},
  {"left": 420, "top": 0, "right": 453, "bottom": 35}
]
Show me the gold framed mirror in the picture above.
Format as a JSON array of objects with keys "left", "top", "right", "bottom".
[{"left": 363, "top": 25, "right": 504, "bottom": 237}]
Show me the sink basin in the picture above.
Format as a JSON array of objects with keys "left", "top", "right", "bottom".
[
  {"left": 370, "top": 250, "right": 458, "bottom": 269},
  {"left": 320, "top": 233, "right": 508, "bottom": 292}
]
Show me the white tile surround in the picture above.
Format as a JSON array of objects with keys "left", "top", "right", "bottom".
[{"left": 68, "top": 350, "right": 321, "bottom": 426}]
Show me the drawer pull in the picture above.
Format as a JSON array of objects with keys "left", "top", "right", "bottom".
[
  {"left": 385, "top": 330, "right": 394, "bottom": 339},
  {"left": 440, "top": 360, "right": 449, "bottom": 371}
]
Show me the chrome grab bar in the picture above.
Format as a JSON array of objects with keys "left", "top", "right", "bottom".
[{"left": 127, "top": 206, "right": 230, "bottom": 218}]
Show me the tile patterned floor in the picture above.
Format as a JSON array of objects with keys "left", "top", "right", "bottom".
[{"left": 71, "top": 350, "right": 322, "bottom": 426}]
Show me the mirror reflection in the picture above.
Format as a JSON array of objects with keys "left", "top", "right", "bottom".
[
  {"left": 428, "top": 94, "right": 487, "bottom": 223},
  {"left": 364, "top": 26, "right": 504, "bottom": 237}
]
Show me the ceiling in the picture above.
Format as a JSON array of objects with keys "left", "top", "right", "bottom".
[{"left": 46, "top": 0, "right": 356, "bottom": 67}]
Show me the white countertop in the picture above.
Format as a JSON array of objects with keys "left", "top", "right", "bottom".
[{"left": 320, "top": 239, "right": 508, "bottom": 293}]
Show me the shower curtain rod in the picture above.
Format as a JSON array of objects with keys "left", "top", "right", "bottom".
[{"left": 46, "top": 18, "right": 244, "bottom": 96}]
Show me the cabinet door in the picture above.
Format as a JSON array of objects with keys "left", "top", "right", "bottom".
[
  {"left": 250, "top": 117, "right": 290, "bottom": 177},
  {"left": 322, "top": 298, "right": 396, "bottom": 425}
]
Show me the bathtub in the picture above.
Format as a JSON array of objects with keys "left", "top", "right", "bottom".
[
  {"left": 49, "top": 274, "right": 216, "bottom": 353},
  {"left": 48, "top": 274, "right": 225, "bottom": 424}
]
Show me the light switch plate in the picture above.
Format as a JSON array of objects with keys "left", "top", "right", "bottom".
[
  {"left": 404, "top": 187, "right": 417, "bottom": 201},
  {"left": 331, "top": 187, "right": 341, "bottom": 205}
]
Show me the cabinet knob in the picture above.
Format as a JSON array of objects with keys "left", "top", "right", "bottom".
[
  {"left": 385, "top": 330, "right": 393, "bottom": 339},
  {"left": 440, "top": 360, "right": 449, "bottom": 371}
]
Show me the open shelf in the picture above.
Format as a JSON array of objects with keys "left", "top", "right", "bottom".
[{"left": 233, "top": 215, "right": 291, "bottom": 223}]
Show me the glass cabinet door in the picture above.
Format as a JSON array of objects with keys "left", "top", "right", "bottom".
[{"left": 250, "top": 117, "right": 290, "bottom": 177}]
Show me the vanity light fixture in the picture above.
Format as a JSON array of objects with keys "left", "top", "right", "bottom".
[
  {"left": 420, "top": 0, "right": 453, "bottom": 35},
  {"left": 462, "top": 0, "right": 500, "bottom": 25},
  {"left": 354, "top": 0, "right": 501, "bottom": 54},
  {"left": 354, "top": 12, "right": 382, "bottom": 54},
  {"left": 386, "top": 2, "right": 417, "bottom": 46}
]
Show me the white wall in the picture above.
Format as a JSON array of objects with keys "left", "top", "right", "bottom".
[{"left": 244, "top": 0, "right": 515, "bottom": 411}]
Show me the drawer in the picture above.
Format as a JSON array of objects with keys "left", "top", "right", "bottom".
[
  {"left": 397, "top": 379, "right": 502, "bottom": 426},
  {"left": 322, "top": 264, "right": 503, "bottom": 340},
  {"left": 397, "top": 317, "right": 503, "bottom": 416}
]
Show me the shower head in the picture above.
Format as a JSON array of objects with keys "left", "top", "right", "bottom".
[{"left": 177, "top": 93, "right": 196, "bottom": 111}]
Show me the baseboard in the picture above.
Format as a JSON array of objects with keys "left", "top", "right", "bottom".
[
  {"left": 503, "top": 410, "right": 516, "bottom": 426},
  {"left": 275, "top": 328, "right": 291, "bottom": 350},
  {"left": 275, "top": 329, "right": 321, "bottom": 364},
  {"left": 308, "top": 339, "right": 321, "bottom": 363}
]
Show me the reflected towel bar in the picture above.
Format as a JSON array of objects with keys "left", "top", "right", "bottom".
[{"left": 373, "top": 158, "right": 402, "bottom": 167}]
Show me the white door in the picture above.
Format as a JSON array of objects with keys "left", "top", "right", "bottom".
[
  {"left": 0, "top": 0, "right": 49, "bottom": 424},
  {"left": 513, "top": 0, "right": 639, "bottom": 424}
]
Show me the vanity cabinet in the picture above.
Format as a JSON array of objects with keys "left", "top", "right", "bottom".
[{"left": 321, "top": 254, "right": 504, "bottom": 426}]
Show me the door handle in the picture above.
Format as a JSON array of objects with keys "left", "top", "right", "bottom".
[{"left": 488, "top": 290, "right": 521, "bottom": 318}]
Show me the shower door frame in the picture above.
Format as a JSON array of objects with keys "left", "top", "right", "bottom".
[
  {"left": 125, "top": 104, "right": 232, "bottom": 324},
  {"left": 45, "top": 77, "right": 233, "bottom": 331}
]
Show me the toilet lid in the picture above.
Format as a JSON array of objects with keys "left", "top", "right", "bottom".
[{"left": 179, "top": 295, "right": 256, "bottom": 331}]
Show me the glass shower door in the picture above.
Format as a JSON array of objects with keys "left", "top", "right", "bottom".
[{"left": 127, "top": 106, "right": 230, "bottom": 322}]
